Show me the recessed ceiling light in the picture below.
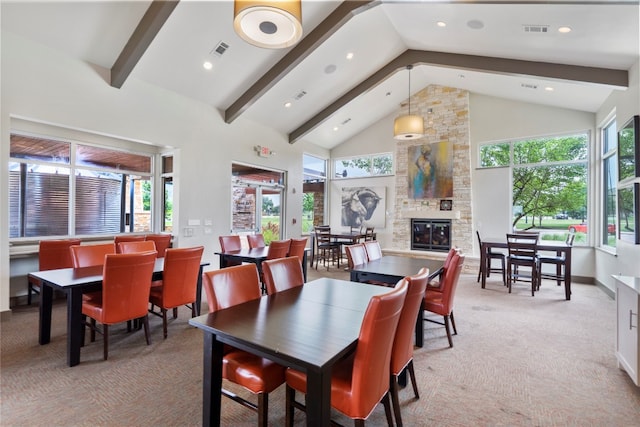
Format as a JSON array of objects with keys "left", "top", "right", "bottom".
[
  {"left": 436, "top": 21, "right": 446, "bottom": 27},
  {"left": 203, "top": 61, "right": 213, "bottom": 70},
  {"left": 544, "top": 86, "right": 554, "bottom": 92},
  {"left": 467, "top": 19, "right": 484, "bottom": 30},
  {"left": 284, "top": 101, "right": 292, "bottom": 108},
  {"left": 458, "top": 74, "right": 465, "bottom": 79},
  {"left": 346, "top": 52, "right": 354, "bottom": 60},
  {"left": 558, "top": 26, "right": 572, "bottom": 33},
  {"left": 333, "top": 126, "right": 339, "bottom": 131},
  {"left": 325, "top": 64, "right": 337, "bottom": 74}
]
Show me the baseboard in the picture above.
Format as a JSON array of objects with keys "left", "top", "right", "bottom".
[{"left": 1, "top": 309, "right": 12, "bottom": 322}]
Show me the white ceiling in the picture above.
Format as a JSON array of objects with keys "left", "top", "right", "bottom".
[{"left": 2, "top": 1, "right": 639, "bottom": 150}]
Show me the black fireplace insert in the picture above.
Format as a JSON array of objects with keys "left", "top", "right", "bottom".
[{"left": 411, "top": 218, "right": 451, "bottom": 252}]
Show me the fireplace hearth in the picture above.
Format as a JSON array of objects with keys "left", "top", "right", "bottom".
[{"left": 411, "top": 218, "right": 451, "bottom": 252}]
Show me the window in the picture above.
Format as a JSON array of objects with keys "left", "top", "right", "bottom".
[
  {"left": 303, "top": 154, "right": 326, "bottom": 232},
  {"left": 9, "top": 133, "right": 154, "bottom": 238},
  {"left": 480, "top": 133, "right": 589, "bottom": 244},
  {"left": 333, "top": 153, "right": 393, "bottom": 179},
  {"left": 602, "top": 118, "right": 617, "bottom": 247},
  {"left": 162, "top": 155, "right": 173, "bottom": 232}
]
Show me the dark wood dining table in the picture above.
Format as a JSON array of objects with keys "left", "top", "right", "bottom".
[
  {"left": 480, "top": 237, "right": 573, "bottom": 300},
  {"left": 349, "top": 255, "right": 444, "bottom": 348},
  {"left": 32, "top": 258, "right": 209, "bottom": 367},
  {"left": 188, "top": 277, "right": 391, "bottom": 427},
  {"left": 215, "top": 246, "right": 309, "bottom": 282}
]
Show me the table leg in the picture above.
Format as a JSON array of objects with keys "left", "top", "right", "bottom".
[
  {"left": 302, "top": 251, "right": 308, "bottom": 282},
  {"left": 39, "top": 283, "right": 53, "bottom": 345},
  {"left": 305, "top": 368, "right": 331, "bottom": 427},
  {"left": 202, "top": 333, "right": 223, "bottom": 427},
  {"left": 415, "top": 300, "right": 424, "bottom": 348},
  {"left": 196, "top": 265, "right": 204, "bottom": 316},
  {"left": 66, "top": 287, "right": 84, "bottom": 367},
  {"left": 564, "top": 248, "right": 572, "bottom": 300},
  {"left": 218, "top": 254, "right": 227, "bottom": 269},
  {"left": 480, "top": 242, "right": 488, "bottom": 289}
]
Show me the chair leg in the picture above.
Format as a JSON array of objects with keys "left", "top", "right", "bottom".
[
  {"left": 407, "top": 360, "right": 420, "bottom": 399},
  {"left": 444, "top": 315, "right": 454, "bottom": 347},
  {"left": 172, "top": 307, "right": 178, "bottom": 319},
  {"left": 90, "top": 318, "right": 97, "bottom": 342},
  {"left": 476, "top": 265, "right": 481, "bottom": 283},
  {"left": 381, "top": 391, "right": 394, "bottom": 427},
  {"left": 143, "top": 315, "right": 152, "bottom": 345},
  {"left": 257, "top": 393, "right": 268, "bottom": 427},
  {"left": 285, "top": 385, "right": 295, "bottom": 427},
  {"left": 450, "top": 311, "right": 457, "bottom": 335},
  {"left": 501, "top": 257, "right": 506, "bottom": 285},
  {"left": 81, "top": 314, "right": 87, "bottom": 347},
  {"left": 390, "top": 375, "right": 403, "bottom": 427},
  {"left": 162, "top": 308, "right": 168, "bottom": 339},
  {"left": 191, "top": 302, "right": 197, "bottom": 318},
  {"left": 103, "top": 324, "right": 109, "bottom": 360}
]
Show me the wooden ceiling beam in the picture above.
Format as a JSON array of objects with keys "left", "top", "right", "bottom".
[
  {"left": 110, "top": 0, "right": 179, "bottom": 88},
  {"left": 224, "top": 0, "right": 377, "bottom": 124},
  {"left": 288, "top": 49, "right": 628, "bottom": 144}
]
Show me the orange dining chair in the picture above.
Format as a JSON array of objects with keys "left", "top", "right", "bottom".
[
  {"left": 145, "top": 234, "right": 172, "bottom": 257},
  {"left": 287, "top": 237, "right": 307, "bottom": 267},
  {"left": 118, "top": 240, "right": 156, "bottom": 254},
  {"left": 148, "top": 246, "right": 204, "bottom": 338},
  {"left": 202, "top": 264, "right": 285, "bottom": 426},
  {"left": 345, "top": 243, "right": 368, "bottom": 269},
  {"left": 364, "top": 240, "right": 383, "bottom": 261},
  {"left": 81, "top": 251, "right": 157, "bottom": 360},
  {"left": 114, "top": 235, "right": 146, "bottom": 253},
  {"left": 28, "top": 239, "right": 81, "bottom": 305},
  {"left": 262, "top": 256, "right": 305, "bottom": 295},
  {"left": 267, "top": 239, "right": 291, "bottom": 259},
  {"left": 218, "top": 235, "right": 243, "bottom": 266},
  {"left": 247, "top": 233, "right": 266, "bottom": 249},
  {"left": 390, "top": 268, "right": 429, "bottom": 427},
  {"left": 285, "top": 280, "right": 408, "bottom": 427},
  {"left": 70, "top": 243, "right": 116, "bottom": 268},
  {"left": 423, "top": 252, "right": 465, "bottom": 347},
  {"left": 427, "top": 247, "right": 458, "bottom": 292}
]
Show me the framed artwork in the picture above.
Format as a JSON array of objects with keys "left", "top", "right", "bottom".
[
  {"left": 341, "top": 186, "right": 385, "bottom": 229},
  {"left": 440, "top": 199, "right": 453, "bottom": 211},
  {"left": 408, "top": 142, "right": 453, "bottom": 199},
  {"left": 618, "top": 115, "right": 640, "bottom": 183},
  {"left": 618, "top": 182, "right": 640, "bottom": 244}
]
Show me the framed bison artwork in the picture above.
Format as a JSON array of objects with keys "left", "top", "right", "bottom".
[{"left": 341, "top": 187, "right": 385, "bottom": 229}]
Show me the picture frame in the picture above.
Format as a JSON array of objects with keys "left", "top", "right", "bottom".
[
  {"left": 617, "top": 115, "right": 640, "bottom": 183},
  {"left": 618, "top": 182, "right": 640, "bottom": 244},
  {"left": 440, "top": 199, "right": 453, "bottom": 211}
]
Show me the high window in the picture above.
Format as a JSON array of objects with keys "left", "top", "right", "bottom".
[
  {"left": 9, "top": 133, "right": 153, "bottom": 238},
  {"left": 479, "top": 133, "right": 589, "bottom": 244},
  {"left": 333, "top": 153, "right": 393, "bottom": 179},
  {"left": 602, "top": 118, "right": 617, "bottom": 248}
]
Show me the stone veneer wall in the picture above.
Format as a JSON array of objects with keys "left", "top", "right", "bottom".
[{"left": 392, "top": 85, "right": 473, "bottom": 257}]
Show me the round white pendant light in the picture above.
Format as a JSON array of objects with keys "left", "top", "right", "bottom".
[
  {"left": 234, "top": 1, "right": 303, "bottom": 49},
  {"left": 394, "top": 65, "right": 424, "bottom": 140}
]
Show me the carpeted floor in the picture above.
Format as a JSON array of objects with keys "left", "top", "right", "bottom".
[{"left": 2, "top": 266, "right": 640, "bottom": 426}]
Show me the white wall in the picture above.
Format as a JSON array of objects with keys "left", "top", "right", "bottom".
[{"left": 0, "top": 31, "right": 327, "bottom": 313}]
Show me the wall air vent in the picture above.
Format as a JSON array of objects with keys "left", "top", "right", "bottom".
[
  {"left": 341, "top": 118, "right": 351, "bottom": 125},
  {"left": 523, "top": 25, "right": 549, "bottom": 33},
  {"left": 521, "top": 83, "right": 538, "bottom": 90},
  {"left": 293, "top": 90, "right": 307, "bottom": 101},
  {"left": 211, "top": 41, "right": 229, "bottom": 57}
]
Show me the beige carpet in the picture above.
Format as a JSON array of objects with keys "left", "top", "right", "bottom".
[{"left": 2, "top": 267, "right": 640, "bottom": 426}]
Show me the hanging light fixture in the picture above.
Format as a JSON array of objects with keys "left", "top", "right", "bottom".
[
  {"left": 233, "top": 0, "right": 303, "bottom": 49},
  {"left": 394, "top": 65, "right": 424, "bottom": 140}
]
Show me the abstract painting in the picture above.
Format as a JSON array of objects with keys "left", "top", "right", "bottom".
[
  {"left": 341, "top": 186, "right": 385, "bottom": 229},
  {"left": 408, "top": 142, "right": 453, "bottom": 199}
]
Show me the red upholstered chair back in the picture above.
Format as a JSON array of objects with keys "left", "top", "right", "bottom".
[
  {"left": 391, "top": 268, "right": 429, "bottom": 376},
  {"left": 247, "top": 234, "right": 266, "bottom": 249},
  {"left": 39, "top": 239, "right": 82, "bottom": 270},
  {"left": 118, "top": 240, "right": 156, "bottom": 254},
  {"left": 70, "top": 243, "right": 116, "bottom": 268},
  {"left": 100, "top": 252, "right": 156, "bottom": 324},
  {"left": 219, "top": 235, "right": 242, "bottom": 252},
  {"left": 438, "top": 253, "right": 464, "bottom": 314},
  {"left": 287, "top": 237, "right": 307, "bottom": 261},
  {"left": 266, "top": 239, "right": 291, "bottom": 260},
  {"left": 347, "top": 281, "right": 407, "bottom": 418},
  {"left": 203, "top": 264, "right": 262, "bottom": 313},
  {"left": 114, "top": 235, "right": 146, "bottom": 253},
  {"left": 345, "top": 243, "right": 367, "bottom": 269},
  {"left": 363, "top": 240, "right": 383, "bottom": 261},
  {"left": 145, "top": 234, "right": 172, "bottom": 257},
  {"left": 262, "top": 257, "right": 304, "bottom": 295},
  {"left": 159, "top": 246, "right": 204, "bottom": 307}
]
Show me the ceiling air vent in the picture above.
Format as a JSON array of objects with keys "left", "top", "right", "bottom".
[
  {"left": 211, "top": 41, "right": 229, "bottom": 57},
  {"left": 523, "top": 25, "right": 549, "bottom": 33},
  {"left": 293, "top": 90, "right": 307, "bottom": 101},
  {"left": 521, "top": 83, "right": 538, "bottom": 90},
  {"left": 341, "top": 118, "right": 351, "bottom": 125}
]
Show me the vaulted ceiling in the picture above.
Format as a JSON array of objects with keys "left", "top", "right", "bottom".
[{"left": 2, "top": 1, "right": 638, "bottom": 150}]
